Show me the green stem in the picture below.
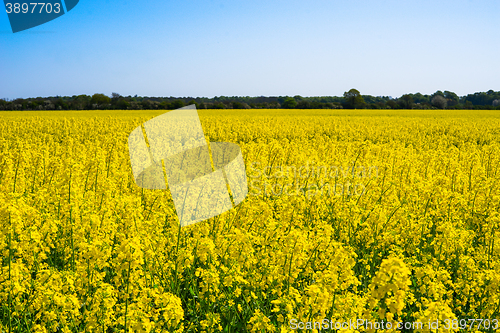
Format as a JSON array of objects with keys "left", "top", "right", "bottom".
[
  {"left": 174, "top": 222, "right": 182, "bottom": 294},
  {"left": 13, "top": 158, "right": 20, "bottom": 193},
  {"left": 124, "top": 260, "right": 131, "bottom": 333},
  {"left": 8, "top": 212, "right": 12, "bottom": 333}
]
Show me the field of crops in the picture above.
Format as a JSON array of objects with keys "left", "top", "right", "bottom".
[{"left": 1, "top": 109, "right": 500, "bottom": 333}]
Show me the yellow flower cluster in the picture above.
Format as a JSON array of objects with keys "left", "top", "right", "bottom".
[
  {"left": 365, "top": 256, "right": 411, "bottom": 327},
  {"left": 0, "top": 109, "right": 499, "bottom": 332}
]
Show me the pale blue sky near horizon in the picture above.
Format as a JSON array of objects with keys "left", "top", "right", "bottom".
[{"left": 1, "top": 0, "right": 499, "bottom": 100}]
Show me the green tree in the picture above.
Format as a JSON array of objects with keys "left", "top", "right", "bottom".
[
  {"left": 141, "top": 99, "right": 152, "bottom": 109},
  {"left": 188, "top": 100, "right": 199, "bottom": 108},
  {"left": 297, "top": 100, "right": 311, "bottom": 109},
  {"left": 444, "top": 91, "right": 459, "bottom": 107},
  {"left": 55, "top": 98, "right": 69, "bottom": 110},
  {"left": 432, "top": 90, "right": 445, "bottom": 98},
  {"left": 110, "top": 92, "right": 122, "bottom": 109},
  {"left": 90, "top": 93, "right": 111, "bottom": 109},
  {"left": 117, "top": 98, "right": 130, "bottom": 109},
  {"left": 282, "top": 97, "right": 297, "bottom": 109},
  {"left": 232, "top": 101, "right": 244, "bottom": 109},
  {"left": 386, "top": 100, "right": 398, "bottom": 109},
  {"left": 170, "top": 99, "right": 185, "bottom": 109},
  {"left": 400, "top": 94, "right": 414, "bottom": 109},
  {"left": 73, "top": 95, "right": 91, "bottom": 110},
  {"left": 343, "top": 89, "right": 365, "bottom": 109},
  {"left": 213, "top": 102, "right": 226, "bottom": 109},
  {"left": 431, "top": 95, "right": 447, "bottom": 109},
  {"left": 411, "top": 93, "right": 430, "bottom": 104}
]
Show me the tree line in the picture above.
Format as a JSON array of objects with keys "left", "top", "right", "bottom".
[{"left": 1, "top": 89, "right": 500, "bottom": 111}]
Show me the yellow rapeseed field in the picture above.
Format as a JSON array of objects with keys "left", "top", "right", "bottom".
[{"left": 1, "top": 109, "right": 499, "bottom": 332}]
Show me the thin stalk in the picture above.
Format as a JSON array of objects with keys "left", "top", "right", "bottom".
[
  {"left": 173, "top": 222, "right": 182, "bottom": 293},
  {"left": 13, "top": 158, "right": 20, "bottom": 193},
  {"left": 124, "top": 260, "right": 131, "bottom": 333},
  {"left": 8, "top": 212, "right": 12, "bottom": 333}
]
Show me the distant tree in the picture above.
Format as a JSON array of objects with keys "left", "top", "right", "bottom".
[
  {"left": 343, "top": 89, "right": 365, "bottom": 109},
  {"left": 116, "top": 98, "right": 130, "bottom": 109},
  {"left": 296, "top": 100, "right": 311, "bottom": 109},
  {"left": 444, "top": 91, "right": 459, "bottom": 107},
  {"left": 188, "top": 100, "right": 199, "bottom": 108},
  {"left": 421, "top": 102, "right": 430, "bottom": 109},
  {"left": 159, "top": 101, "right": 169, "bottom": 109},
  {"left": 232, "top": 101, "right": 250, "bottom": 109},
  {"left": 27, "top": 100, "right": 37, "bottom": 110},
  {"left": 110, "top": 93, "right": 122, "bottom": 108},
  {"left": 268, "top": 101, "right": 281, "bottom": 108},
  {"left": 431, "top": 95, "right": 447, "bottom": 109},
  {"left": 310, "top": 101, "right": 328, "bottom": 109},
  {"left": 400, "top": 94, "right": 414, "bottom": 109},
  {"left": 232, "top": 101, "right": 245, "bottom": 109},
  {"left": 386, "top": 100, "right": 398, "bottom": 109},
  {"left": 44, "top": 100, "right": 55, "bottom": 110},
  {"left": 462, "top": 91, "right": 492, "bottom": 106},
  {"left": 412, "top": 93, "right": 430, "bottom": 104},
  {"left": 12, "top": 98, "right": 27, "bottom": 110},
  {"left": 129, "top": 101, "right": 142, "bottom": 110},
  {"left": 150, "top": 101, "right": 160, "bottom": 109},
  {"left": 71, "top": 95, "right": 89, "bottom": 110},
  {"left": 55, "top": 98, "right": 69, "bottom": 110},
  {"left": 212, "top": 102, "right": 226, "bottom": 109},
  {"left": 141, "top": 99, "right": 152, "bottom": 109},
  {"left": 170, "top": 99, "right": 185, "bottom": 109},
  {"left": 493, "top": 99, "right": 500, "bottom": 107},
  {"left": 91, "top": 93, "right": 111, "bottom": 109},
  {"left": 282, "top": 97, "right": 297, "bottom": 109},
  {"left": 432, "top": 90, "right": 445, "bottom": 98}
]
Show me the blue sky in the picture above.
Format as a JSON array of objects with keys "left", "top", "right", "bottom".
[{"left": 1, "top": 0, "right": 499, "bottom": 100}]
